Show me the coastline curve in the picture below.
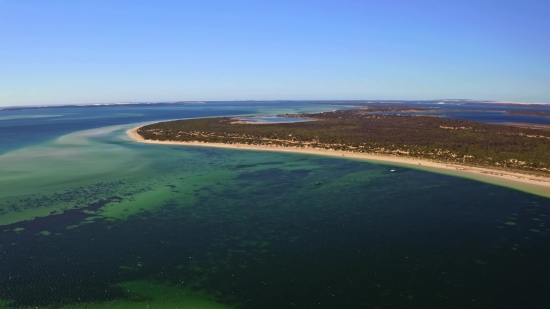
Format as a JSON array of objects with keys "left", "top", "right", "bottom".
[{"left": 127, "top": 126, "right": 550, "bottom": 199}]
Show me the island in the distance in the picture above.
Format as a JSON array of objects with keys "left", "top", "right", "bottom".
[{"left": 128, "top": 109, "right": 550, "bottom": 197}]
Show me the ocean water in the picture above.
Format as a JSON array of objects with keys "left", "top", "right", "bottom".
[
  {"left": 0, "top": 102, "right": 550, "bottom": 309},
  {"left": 353, "top": 100, "right": 550, "bottom": 125},
  {"left": 392, "top": 101, "right": 550, "bottom": 125}
]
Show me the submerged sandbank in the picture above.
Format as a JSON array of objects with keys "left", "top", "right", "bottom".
[{"left": 127, "top": 126, "right": 550, "bottom": 198}]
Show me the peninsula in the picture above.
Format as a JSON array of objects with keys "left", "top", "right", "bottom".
[{"left": 128, "top": 110, "right": 550, "bottom": 198}]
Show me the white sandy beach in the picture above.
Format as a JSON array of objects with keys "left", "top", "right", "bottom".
[{"left": 127, "top": 127, "right": 550, "bottom": 198}]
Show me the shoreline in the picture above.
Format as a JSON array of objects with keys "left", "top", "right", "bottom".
[{"left": 127, "top": 126, "right": 550, "bottom": 198}]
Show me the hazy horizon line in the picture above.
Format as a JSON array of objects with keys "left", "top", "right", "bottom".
[{"left": 2, "top": 99, "right": 550, "bottom": 109}]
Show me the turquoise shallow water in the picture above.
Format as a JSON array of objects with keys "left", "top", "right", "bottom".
[{"left": 1, "top": 103, "right": 550, "bottom": 308}]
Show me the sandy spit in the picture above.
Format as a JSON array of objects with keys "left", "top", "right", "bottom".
[{"left": 127, "top": 126, "right": 550, "bottom": 198}]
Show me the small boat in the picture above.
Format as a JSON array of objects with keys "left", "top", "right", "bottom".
[
  {"left": 390, "top": 169, "right": 396, "bottom": 173},
  {"left": 315, "top": 181, "right": 322, "bottom": 185}
]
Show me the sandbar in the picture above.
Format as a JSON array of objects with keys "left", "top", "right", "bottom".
[{"left": 127, "top": 126, "right": 550, "bottom": 198}]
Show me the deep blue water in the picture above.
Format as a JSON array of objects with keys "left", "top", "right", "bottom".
[
  {"left": 0, "top": 101, "right": 549, "bottom": 309},
  {"left": 403, "top": 102, "right": 550, "bottom": 124},
  {"left": 0, "top": 101, "right": 347, "bottom": 155},
  {"left": 444, "top": 111, "right": 550, "bottom": 125}
]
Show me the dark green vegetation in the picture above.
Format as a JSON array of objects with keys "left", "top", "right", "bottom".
[
  {"left": 349, "top": 103, "right": 437, "bottom": 112},
  {"left": 138, "top": 110, "right": 550, "bottom": 175}
]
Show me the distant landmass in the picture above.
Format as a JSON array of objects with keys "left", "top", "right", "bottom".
[
  {"left": 137, "top": 109, "right": 550, "bottom": 177},
  {"left": 2, "top": 99, "right": 549, "bottom": 111}
]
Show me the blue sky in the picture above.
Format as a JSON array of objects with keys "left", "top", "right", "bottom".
[{"left": 1, "top": 0, "right": 549, "bottom": 106}]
